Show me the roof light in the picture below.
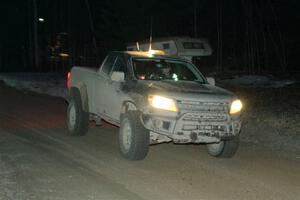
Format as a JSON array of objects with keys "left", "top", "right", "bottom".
[{"left": 127, "top": 50, "right": 165, "bottom": 57}]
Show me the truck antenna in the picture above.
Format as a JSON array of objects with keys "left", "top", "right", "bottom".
[{"left": 149, "top": 17, "right": 153, "bottom": 51}]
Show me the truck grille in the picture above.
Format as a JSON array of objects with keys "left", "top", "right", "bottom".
[
  {"left": 171, "top": 100, "right": 240, "bottom": 142},
  {"left": 177, "top": 100, "right": 229, "bottom": 122}
]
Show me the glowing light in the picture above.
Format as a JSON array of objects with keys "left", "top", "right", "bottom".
[
  {"left": 148, "top": 95, "right": 177, "bottom": 112},
  {"left": 148, "top": 49, "right": 165, "bottom": 56},
  {"left": 38, "top": 18, "right": 44, "bottom": 22},
  {"left": 230, "top": 100, "right": 243, "bottom": 114},
  {"left": 138, "top": 75, "right": 145, "bottom": 80},
  {"left": 59, "top": 53, "right": 69, "bottom": 57},
  {"left": 148, "top": 49, "right": 156, "bottom": 55},
  {"left": 66, "top": 71, "right": 71, "bottom": 89},
  {"left": 172, "top": 73, "right": 178, "bottom": 81},
  {"left": 127, "top": 50, "right": 165, "bottom": 57}
]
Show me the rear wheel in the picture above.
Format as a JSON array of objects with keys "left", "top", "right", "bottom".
[
  {"left": 207, "top": 136, "right": 239, "bottom": 158},
  {"left": 119, "top": 111, "right": 149, "bottom": 160},
  {"left": 67, "top": 90, "right": 89, "bottom": 136}
]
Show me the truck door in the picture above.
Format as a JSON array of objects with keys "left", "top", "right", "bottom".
[
  {"left": 103, "top": 55, "right": 127, "bottom": 121},
  {"left": 94, "top": 53, "right": 117, "bottom": 116},
  {"left": 95, "top": 53, "right": 127, "bottom": 122}
]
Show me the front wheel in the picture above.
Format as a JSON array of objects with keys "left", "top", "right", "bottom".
[
  {"left": 119, "top": 111, "right": 149, "bottom": 160},
  {"left": 206, "top": 136, "right": 239, "bottom": 158}
]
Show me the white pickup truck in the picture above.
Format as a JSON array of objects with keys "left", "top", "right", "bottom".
[{"left": 66, "top": 51, "right": 243, "bottom": 160}]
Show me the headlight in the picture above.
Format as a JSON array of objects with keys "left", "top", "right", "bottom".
[
  {"left": 230, "top": 99, "right": 243, "bottom": 114},
  {"left": 148, "top": 95, "right": 178, "bottom": 112}
]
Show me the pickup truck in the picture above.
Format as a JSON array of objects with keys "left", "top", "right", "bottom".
[{"left": 66, "top": 50, "right": 243, "bottom": 160}]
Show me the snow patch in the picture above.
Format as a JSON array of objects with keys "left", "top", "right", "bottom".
[
  {"left": 219, "top": 75, "right": 295, "bottom": 88},
  {"left": 0, "top": 73, "right": 67, "bottom": 98}
]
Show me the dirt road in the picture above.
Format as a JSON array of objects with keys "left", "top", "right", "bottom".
[{"left": 0, "top": 81, "right": 299, "bottom": 200}]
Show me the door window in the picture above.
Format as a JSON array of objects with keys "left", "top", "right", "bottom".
[
  {"left": 112, "top": 56, "right": 127, "bottom": 74},
  {"left": 100, "top": 53, "right": 117, "bottom": 75}
]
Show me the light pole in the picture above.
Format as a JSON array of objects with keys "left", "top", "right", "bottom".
[{"left": 33, "top": 0, "right": 39, "bottom": 70}]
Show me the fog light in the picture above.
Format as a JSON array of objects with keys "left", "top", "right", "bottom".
[
  {"left": 162, "top": 121, "right": 170, "bottom": 130},
  {"left": 153, "top": 119, "right": 163, "bottom": 128}
]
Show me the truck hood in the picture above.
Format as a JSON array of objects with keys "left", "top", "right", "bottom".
[{"left": 134, "top": 80, "right": 235, "bottom": 101}]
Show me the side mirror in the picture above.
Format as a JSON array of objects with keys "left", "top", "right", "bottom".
[
  {"left": 206, "top": 77, "right": 215, "bottom": 86},
  {"left": 111, "top": 71, "right": 125, "bottom": 82}
]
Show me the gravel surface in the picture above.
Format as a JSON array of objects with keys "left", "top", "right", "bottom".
[{"left": 0, "top": 80, "right": 299, "bottom": 200}]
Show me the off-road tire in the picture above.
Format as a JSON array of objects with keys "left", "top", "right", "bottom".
[
  {"left": 67, "top": 89, "right": 89, "bottom": 136},
  {"left": 207, "top": 136, "right": 239, "bottom": 158},
  {"left": 119, "top": 111, "right": 149, "bottom": 160}
]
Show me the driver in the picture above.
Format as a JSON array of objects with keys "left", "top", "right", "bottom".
[{"left": 149, "top": 63, "right": 172, "bottom": 79}]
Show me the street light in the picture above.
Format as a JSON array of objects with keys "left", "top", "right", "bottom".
[{"left": 38, "top": 18, "right": 44, "bottom": 22}]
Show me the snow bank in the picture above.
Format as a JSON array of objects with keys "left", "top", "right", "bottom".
[
  {"left": 0, "top": 73, "right": 67, "bottom": 98},
  {"left": 219, "top": 75, "right": 295, "bottom": 88}
]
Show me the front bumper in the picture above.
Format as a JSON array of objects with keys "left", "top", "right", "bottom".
[{"left": 141, "top": 111, "right": 241, "bottom": 144}]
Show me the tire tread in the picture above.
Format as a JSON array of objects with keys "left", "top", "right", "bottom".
[
  {"left": 119, "top": 111, "right": 149, "bottom": 160},
  {"left": 68, "top": 89, "right": 89, "bottom": 136}
]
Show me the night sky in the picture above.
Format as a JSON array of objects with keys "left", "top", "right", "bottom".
[{"left": 1, "top": 0, "right": 299, "bottom": 73}]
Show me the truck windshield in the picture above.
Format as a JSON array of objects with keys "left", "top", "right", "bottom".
[{"left": 132, "top": 57, "right": 206, "bottom": 82}]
